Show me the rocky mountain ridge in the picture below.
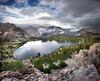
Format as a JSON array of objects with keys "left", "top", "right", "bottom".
[
  {"left": 23, "top": 26, "right": 75, "bottom": 37},
  {"left": 76, "top": 27, "right": 100, "bottom": 36},
  {"left": 1, "top": 22, "right": 100, "bottom": 39},
  {"left": 0, "top": 22, "right": 31, "bottom": 42}
]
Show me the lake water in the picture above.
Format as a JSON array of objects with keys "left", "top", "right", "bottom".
[{"left": 13, "top": 41, "right": 73, "bottom": 60}]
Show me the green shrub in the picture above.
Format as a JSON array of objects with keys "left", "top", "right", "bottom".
[
  {"left": 33, "top": 60, "right": 67, "bottom": 73},
  {"left": 1, "top": 60, "right": 25, "bottom": 71},
  {"left": 57, "top": 61, "right": 68, "bottom": 69}
]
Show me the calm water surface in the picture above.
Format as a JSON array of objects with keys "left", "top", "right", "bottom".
[{"left": 13, "top": 40, "right": 73, "bottom": 59}]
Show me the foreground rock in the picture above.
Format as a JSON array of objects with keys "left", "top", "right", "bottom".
[
  {"left": 0, "top": 71, "right": 22, "bottom": 81},
  {"left": 89, "top": 43, "right": 100, "bottom": 54},
  {"left": 59, "top": 64, "right": 100, "bottom": 81},
  {"left": 0, "top": 43, "right": 100, "bottom": 81},
  {"left": 59, "top": 43, "right": 100, "bottom": 81}
]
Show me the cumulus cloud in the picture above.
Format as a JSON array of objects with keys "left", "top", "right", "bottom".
[
  {"left": 0, "top": 0, "right": 100, "bottom": 28},
  {"left": 1, "top": 6, "right": 73, "bottom": 28},
  {"left": 15, "top": 0, "right": 28, "bottom": 7},
  {"left": 39, "top": 0, "right": 100, "bottom": 28},
  {"left": 15, "top": 0, "right": 28, "bottom": 3}
]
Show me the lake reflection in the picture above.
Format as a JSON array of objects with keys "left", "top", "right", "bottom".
[{"left": 13, "top": 41, "right": 72, "bottom": 59}]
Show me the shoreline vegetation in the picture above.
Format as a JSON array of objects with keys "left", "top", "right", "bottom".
[{"left": 0, "top": 34, "right": 100, "bottom": 73}]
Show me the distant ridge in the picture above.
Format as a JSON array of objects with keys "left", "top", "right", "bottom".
[
  {"left": 76, "top": 27, "right": 100, "bottom": 36},
  {"left": 23, "top": 26, "right": 75, "bottom": 37}
]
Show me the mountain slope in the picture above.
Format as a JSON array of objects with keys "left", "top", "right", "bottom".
[
  {"left": 0, "top": 22, "right": 31, "bottom": 42},
  {"left": 76, "top": 27, "right": 100, "bottom": 36}
]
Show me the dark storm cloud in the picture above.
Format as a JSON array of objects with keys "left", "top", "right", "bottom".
[
  {"left": 44, "top": 0, "right": 100, "bottom": 28},
  {"left": 63, "top": 0, "right": 100, "bottom": 16},
  {"left": 80, "top": 18, "right": 100, "bottom": 28},
  {"left": 58, "top": 0, "right": 100, "bottom": 28}
]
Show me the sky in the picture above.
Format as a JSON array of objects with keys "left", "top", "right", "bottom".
[{"left": 0, "top": 0, "right": 100, "bottom": 29}]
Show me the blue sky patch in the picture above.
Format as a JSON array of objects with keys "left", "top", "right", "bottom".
[
  {"left": 0, "top": 0, "right": 15, "bottom": 6},
  {"left": 28, "top": 0, "right": 40, "bottom": 6}
]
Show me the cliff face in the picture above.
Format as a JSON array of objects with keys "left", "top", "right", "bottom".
[{"left": 0, "top": 43, "right": 100, "bottom": 81}]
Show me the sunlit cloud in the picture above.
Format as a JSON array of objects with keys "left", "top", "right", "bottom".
[{"left": 1, "top": 5, "right": 73, "bottom": 28}]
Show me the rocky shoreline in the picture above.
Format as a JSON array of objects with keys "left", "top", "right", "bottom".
[{"left": 0, "top": 43, "right": 100, "bottom": 81}]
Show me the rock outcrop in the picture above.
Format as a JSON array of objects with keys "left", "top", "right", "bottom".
[
  {"left": 59, "top": 43, "right": 100, "bottom": 81},
  {"left": 60, "top": 64, "right": 100, "bottom": 81},
  {"left": 89, "top": 43, "right": 100, "bottom": 54},
  {"left": 0, "top": 43, "right": 100, "bottom": 81}
]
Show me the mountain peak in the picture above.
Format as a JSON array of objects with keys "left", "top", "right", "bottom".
[{"left": 23, "top": 26, "right": 75, "bottom": 37}]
